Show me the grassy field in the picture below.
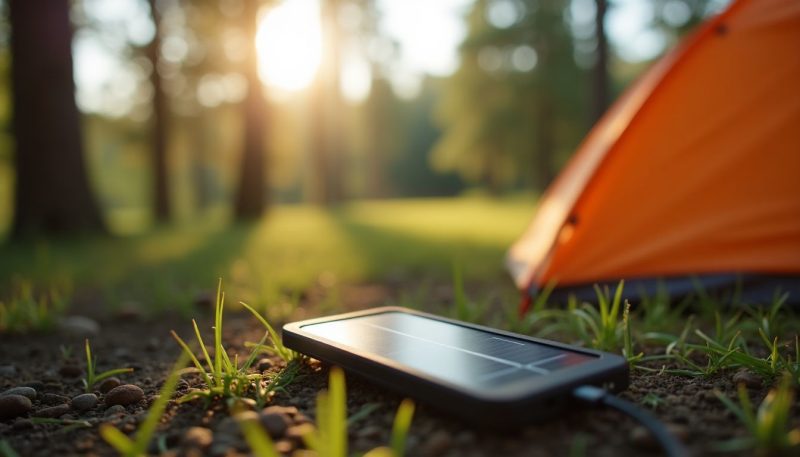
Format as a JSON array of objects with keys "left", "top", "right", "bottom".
[{"left": 0, "top": 196, "right": 535, "bottom": 314}]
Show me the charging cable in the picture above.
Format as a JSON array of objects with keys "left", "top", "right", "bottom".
[{"left": 573, "top": 385, "right": 689, "bottom": 457}]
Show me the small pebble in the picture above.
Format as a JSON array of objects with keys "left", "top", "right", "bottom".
[
  {"left": 422, "top": 430, "right": 452, "bottom": 456},
  {"left": 104, "top": 404, "right": 127, "bottom": 417},
  {"left": 733, "top": 369, "right": 762, "bottom": 389},
  {"left": 12, "top": 419, "right": 33, "bottom": 430},
  {"left": 183, "top": 426, "right": 213, "bottom": 448},
  {"left": 0, "top": 395, "right": 32, "bottom": 420},
  {"left": 260, "top": 411, "right": 291, "bottom": 438},
  {"left": 105, "top": 384, "right": 144, "bottom": 406},
  {"left": 42, "top": 393, "right": 70, "bottom": 405},
  {"left": 0, "top": 365, "right": 17, "bottom": 377},
  {"left": 34, "top": 404, "right": 71, "bottom": 418},
  {"left": 285, "top": 423, "right": 315, "bottom": 445},
  {"left": 274, "top": 440, "right": 294, "bottom": 454},
  {"left": 99, "top": 377, "right": 122, "bottom": 393},
  {"left": 58, "top": 315, "right": 100, "bottom": 336},
  {"left": 257, "top": 358, "right": 274, "bottom": 372},
  {"left": 263, "top": 405, "right": 298, "bottom": 417},
  {"left": 71, "top": 393, "right": 98, "bottom": 411},
  {"left": 1, "top": 386, "right": 37, "bottom": 400},
  {"left": 58, "top": 364, "right": 82, "bottom": 378}
]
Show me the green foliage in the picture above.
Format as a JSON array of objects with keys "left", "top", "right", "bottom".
[
  {"left": 29, "top": 417, "right": 92, "bottom": 433},
  {"left": 0, "top": 280, "right": 68, "bottom": 333},
  {"left": 564, "top": 281, "right": 627, "bottom": 353},
  {"left": 171, "top": 281, "right": 264, "bottom": 401},
  {"left": 240, "top": 300, "right": 297, "bottom": 363},
  {"left": 170, "top": 280, "right": 298, "bottom": 404},
  {"left": 240, "top": 367, "right": 415, "bottom": 457},
  {"left": 715, "top": 376, "right": 800, "bottom": 454},
  {"left": 100, "top": 353, "right": 190, "bottom": 457},
  {"left": 0, "top": 440, "right": 20, "bottom": 457},
  {"left": 83, "top": 339, "right": 133, "bottom": 393}
]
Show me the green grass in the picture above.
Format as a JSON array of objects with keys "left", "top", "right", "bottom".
[
  {"left": 240, "top": 367, "right": 415, "bottom": 457},
  {"left": 0, "top": 197, "right": 532, "bottom": 314},
  {"left": 715, "top": 376, "right": 800, "bottom": 454},
  {"left": 82, "top": 339, "right": 133, "bottom": 393},
  {"left": 100, "top": 352, "right": 191, "bottom": 457},
  {"left": 0, "top": 279, "right": 68, "bottom": 333},
  {"left": 170, "top": 280, "right": 300, "bottom": 405}
]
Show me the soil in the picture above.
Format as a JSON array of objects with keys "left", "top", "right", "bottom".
[{"left": 1, "top": 285, "right": 798, "bottom": 457}]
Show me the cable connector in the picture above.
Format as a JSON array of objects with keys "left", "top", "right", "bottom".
[
  {"left": 572, "top": 385, "right": 607, "bottom": 404},
  {"left": 572, "top": 385, "right": 690, "bottom": 457}
]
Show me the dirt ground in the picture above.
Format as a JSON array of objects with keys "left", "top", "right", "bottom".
[{"left": 0, "top": 286, "right": 796, "bottom": 457}]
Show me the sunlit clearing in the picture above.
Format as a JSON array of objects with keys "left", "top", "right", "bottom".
[{"left": 256, "top": 0, "right": 322, "bottom": 91}]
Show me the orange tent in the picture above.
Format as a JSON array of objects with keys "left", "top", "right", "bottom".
[{"left": 507, "top": 0, "right": 800, "bottom": 312}]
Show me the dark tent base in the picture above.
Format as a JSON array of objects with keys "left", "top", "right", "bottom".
[{"left": 533, "top": 273, "right": 800, "bottom": 309}]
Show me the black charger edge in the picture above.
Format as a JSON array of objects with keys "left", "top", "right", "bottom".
[{"left": 282, "top": 306, "right": 630, "bottom": 429}]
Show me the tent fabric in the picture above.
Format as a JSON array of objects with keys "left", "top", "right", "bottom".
[{"left": 507, "top": 0, "right": 800, "bottom": 310}]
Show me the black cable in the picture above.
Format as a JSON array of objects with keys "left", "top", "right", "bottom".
[{"left": 573, "top": 385, "right": 690, "bottom": 457}]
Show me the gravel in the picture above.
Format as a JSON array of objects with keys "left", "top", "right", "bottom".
[
  {"left": 1, "top": 386, "right": 37, "bottom": 400},
  {"left": 71, "top": 393, "right": 98, "bottom": 411},
  {"left": 33, "top": 404, "right": 70, "bottom": 419},
  {"left": 105, "top": 384, "right": 144, "bottom": 406},
  {"left": 0, "top": 395, "right": 32, "bottom": 420}
]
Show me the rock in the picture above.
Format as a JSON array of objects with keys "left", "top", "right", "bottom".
[
  {"left": 11, "top": 419, "right": 33, "bottom": 430},
  {"left": 422, "top": 430, "right": 452, "bottom": 456},
  {"left": 0, "top": 395, "right": 32, "bottom": 420},
  {"left": 259, "top": 411, "right": 291, "bottom": 438},
  {"left": 42, "top": 393, "right": 70, "bottom": 405},
  {"left": 733, "top": 369, "right": 763, "bottom": 389},
  {"left": 105, "top": 384, "right": 144, "bottom": 406},
  {"left": 99, "top": 377, "right": 122, "bottom": 393},
  {"left": 0, "top": 365, "right": 17, "bottom": 377},
  {"left": 274, "top": 440, "right": 294, "bottom": 454},
  {"left": 58, "top": 364, "right": 82, "bottom": 378},
  {"left": 34, "top": 404, "right": 71, "bottom": 418},
  {"left": 262, "top": 405, "right": 298, "bottom": 417},
  {"left": 631, "top": 424, "right": 689, "bottom": 449},
  {"left": 71, "top": 393, "right": 98, "bottom": 411},
  {"left": 104, "top": 404, "right": 127, "bottom": 417},
  {"left": 58, "top": 315, "right": 100, "bottom": 336},
  {"left": 257, "top": 358, "right": 274, "bottom": 372},
  {"left": 21, "top": 381, "right": 44, "bottom": 391},
  {"left": 1, "top": 386, "right": 37, "bottom": 400},
  {"left": 183, "top": 426, "right": 213, "bottom": 449},
  {"left": 285, "top": 423, "right": 315, "bottom": 446},
  {"left": 215, "top": 417, "right": 242, "bottom": 439}
]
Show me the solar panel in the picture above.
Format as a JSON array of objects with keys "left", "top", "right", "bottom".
[{"left": 301, "top": 311, "right": 595, "bottom": 391}]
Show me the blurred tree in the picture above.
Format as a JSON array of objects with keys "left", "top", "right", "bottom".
[
  {"left": 147, "top": 0, "right": 171, "bottom": 223},
  {"left": 591, "top": 0, "right": 609, "bottom": 123},
  {"left": 308, "top": 0, "right": 344, "bottom": 205},
  {"left": 9, "top": 0, "right": 106, "bottom": 236},
  {"left": 233, "top": 0, "right": 269, "bottom": 219},
  {"left": 363, "top": 76, "right": 397, "bottom": 198},
  {"left": 433, "top": 0, "right": 585, "bottom": 193}
]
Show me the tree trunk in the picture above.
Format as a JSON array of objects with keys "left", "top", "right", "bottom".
[
  {"left": 592, "top": 0, "right": 609, "bottom": 124},
  {"left": 147, "top": 0, "right": 170, "bottom": 223},
  {"left": 9, "top": 0, "right": 106, "bottom": 237},
  {"left": 234, "top": 0, "right": 268, "bottom": 220},
  {"left": 309, "top": 0, "right": 343, "bottom": 205}
]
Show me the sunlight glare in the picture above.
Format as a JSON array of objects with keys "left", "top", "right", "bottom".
[{"left": 255, "top": 0, "right": 322, "bottom": 92}]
